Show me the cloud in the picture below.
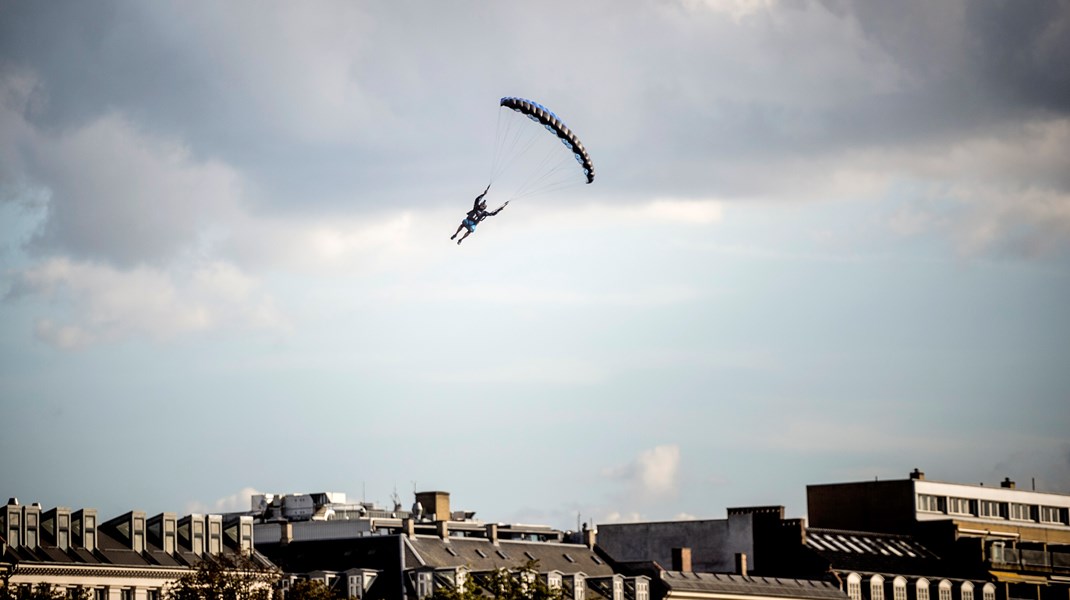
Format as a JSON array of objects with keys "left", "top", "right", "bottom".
[
  {"left": 603, "top": 444, "right": 682, "bottom": 500},
  {"left": 10, "top": 258, "right": 288, "bottom": 349},
  {"left": 21, "top": 113, "right": 244, "bottom": 266},
  {"left": 185, "top": 487, "right": 263, "bottom": 515}
]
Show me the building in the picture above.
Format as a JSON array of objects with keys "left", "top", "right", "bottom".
[
  {"left": 806, "top": 469, "right": 1070, "bottom": 600},
  {"left": 251, "top": 490, "right": 630, "bottom": 599},
  {"left": 596, "top": 506, "right": 789, "bottom": 575},
  {"left": 1, "top": 498, "right": 275, "bottom": 600}
]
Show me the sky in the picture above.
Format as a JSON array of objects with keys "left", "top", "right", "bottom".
[{"left": 1, "top": 0, "right": 1069, "bottom": 530}]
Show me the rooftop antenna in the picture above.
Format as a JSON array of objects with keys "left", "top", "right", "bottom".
[{"left": 391, "top": 485, "right": 401, "bottom": 513}]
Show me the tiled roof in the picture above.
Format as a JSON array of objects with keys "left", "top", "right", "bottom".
[{"left": 660, "top": 571, "right": 847, "bottom": 600}]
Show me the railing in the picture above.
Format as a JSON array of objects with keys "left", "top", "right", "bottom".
[{"left": 987, "top": 548, "right": 1070, "bottom": 574}]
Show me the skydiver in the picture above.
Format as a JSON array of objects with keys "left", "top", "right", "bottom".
[{"left": 450, "top": 184, "right": 509, "bottom": 245}]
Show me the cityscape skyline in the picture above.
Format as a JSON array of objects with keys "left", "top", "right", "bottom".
[{"left": 2, "top": 1, "right": 1068, "bottom": 533}]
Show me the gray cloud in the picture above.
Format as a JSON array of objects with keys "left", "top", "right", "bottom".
[{"left": 3, "top": 0, "right": 1069, "bottom": 267}]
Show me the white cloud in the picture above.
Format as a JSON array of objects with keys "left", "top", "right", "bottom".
[
  {"left": 603, "top": 444, "right": 682, "bottom": 500},
  {"left": 12, "top": 258, "right": 288, "bottom": 349},
  {"left": 24, "top": 113, "right": 244, "bottom": 265},
  {"left": 679, "top": 0, "right": 776, "bottom": 20},
  {"left": 185, "top": 487, "right": 264, "bottom": 515}
]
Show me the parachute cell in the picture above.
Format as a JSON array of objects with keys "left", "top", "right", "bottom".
[
  {"left": 499, "top": 97, "right": 595, "bottom": 184},
  {"left": 488, "top": 97, "right": 595, "bottom": 202}
]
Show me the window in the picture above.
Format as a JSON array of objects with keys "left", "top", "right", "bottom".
[
  {"left": 960, "top": 582, "right": 974, "bottom": 600},
  {"left": 939, "top": 581, "right": 953, "bottom": 600},
  {"left": 847, "top": 574, "right": 862, "bottom": 600},
  {"left": 1009, "top": 503, "right": 1033, "bottom": 521},
  {"left": 120, "top": 589, "right": 134, "bottom": 600},
  {"left": 982, "top": 584, "right": 996, "bottom": 600},
  {"left": 947, "top": 497, "right": 972, "bottom": 515},
  {"left": 916, "top": 580, "right": 930, "bottom": 600},
  {"left": 870, "top": 576, "right": 885, "bottom": 600},
  {"left": 893, "top": 578, "right": 908, "bottom": 600},
  {"left": 1039, "top": 506, "right": 1065, "bottom": 524},
  {"left": 636, "top": 579, "right": 649, "bottom": 600},
  {"left": 416, "top": 572, "right": 432, "bottom": 599},
  {"left": 93, "top": 589, "right": 107, "bottom": 600},
  {"left": 147, "top": 590, "right": 159, "bottom": 600},
  {"left": 917, "top": 494, "right": 944, "bottom": 513},
  {"left": 978, "top": 500, "right": 1003, "bottom": 518}
]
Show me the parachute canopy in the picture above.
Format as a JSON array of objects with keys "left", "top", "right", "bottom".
[{"left": 499, "top": 97, "right": 595, "bottom": 184}]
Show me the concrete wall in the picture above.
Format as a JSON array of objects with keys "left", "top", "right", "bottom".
[{"left": 596, "top": 512, "right": 756, "bottom": 573}]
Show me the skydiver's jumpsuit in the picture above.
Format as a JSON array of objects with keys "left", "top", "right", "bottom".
[{"left": 451, "top": 189, "right": 507, "bottom": 244}]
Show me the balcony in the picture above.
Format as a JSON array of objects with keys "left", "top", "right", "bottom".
[{"left": 987, "top": 547, "right": 1070, "bottom": 575}]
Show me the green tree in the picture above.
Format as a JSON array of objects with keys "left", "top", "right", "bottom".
[
  {"left": 0, "top": 582, "right": 66, "bottom": 600},
  {"left": 165, "top": 553, "right": 279, "bottom": 600},
  {"left": 285, "top": 580, "right": 335, "bottom": 600},
  {"left": 432, "top": 561, "right": 563, "bottom": 600}
]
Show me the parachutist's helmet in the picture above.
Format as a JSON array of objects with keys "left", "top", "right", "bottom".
[{"left": 479, "top": 200, "right": 487, "bottom": 209}]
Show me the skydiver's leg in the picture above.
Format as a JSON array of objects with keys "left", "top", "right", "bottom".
[
  {"left": 450, "top": 223, "right": 465, "bottom": 240},
  {"left": 456, "top": 229, "right": 472, "bottom": 245}
]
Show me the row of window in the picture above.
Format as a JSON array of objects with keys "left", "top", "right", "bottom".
[
  {"left": 14, "top": 586, "right": 162, "bottom": 600},
  {"left": 917, "top": 494, "right": 1070, "bottom": 525},
  {"left": 845, "top": 574, "right": 995, "bottom": 600}
]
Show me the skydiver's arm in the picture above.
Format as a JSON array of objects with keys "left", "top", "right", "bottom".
[
  {"left": 488, "top": 200, "right": 510, "bottom": 216},
  {"left": 473, "top": 185, "right": 490, "bottom": 208}
]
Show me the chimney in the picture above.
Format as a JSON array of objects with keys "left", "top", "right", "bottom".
[
  {"left": 403, "top": 517, "right": 416, "bottom": 539},
  {"left": 910, "top": 468, "right": 925, "bottom": 480},
  {"left": 486, "top": 523, "right": 498, "bottom": 545},
  {"left": 583, "top": 526, "right": 596, "bottom": 549},
  {"left": 436, "top": 519, "right": 449, "bottom": 540},
  {"left": 671, "top": 547, "right": 692, "bottom": 573},
  {"left": 735, "top": 553, "right": 748, "bottom": 577},
  {"left": 1001, "top": 477, "right": 1016, "bottom": 489},
  {"left": 280, "top": 522, "right": 293, "bottom": 545},
  {"left": 414, "top": 491, "right": 450, "bottom": 522}
]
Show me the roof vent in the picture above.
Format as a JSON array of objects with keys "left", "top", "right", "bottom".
[{"left": 910, "top": 468, "right": 925, "bottom": 480}]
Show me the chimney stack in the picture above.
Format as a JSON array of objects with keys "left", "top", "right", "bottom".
[
  {"left": 582, "top": 526, "right": 596, "bottom": 549},
  {"left": 403, "top": 517, "right": 416, "bottom": 539},
  {"left": 671, "top": 547, "right": 692, "bottom": 573},
  {"left": 486, "top": 523, "right": 498, "bottom": 545},
  {"left": 910, "top": 468, "right": 925, "bottom": 480},
  {"left": 436, "top": 519, "right": 449, "bottom": 540},
  {"left": 735, "top": 553, "right": 748, "bottom": 577},
  {"left": 280, "top": 522, "right": 293, "bottom": 545},
  {"left": 1001, "top": 477, "right": 1016, "bottom": 489}
]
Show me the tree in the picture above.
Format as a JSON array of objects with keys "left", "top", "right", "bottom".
[
  {"left": 165, "top": 553, "right": 279, "bottom": 600},
  {"left": 285, "top": 580, "right": 335, "bottom": 600},
  {"left": 0, "top": 582, "right": 67, "bottom": 600},
  {"left": 432, "top": 561, "right": 563, "bottom": 600}
]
